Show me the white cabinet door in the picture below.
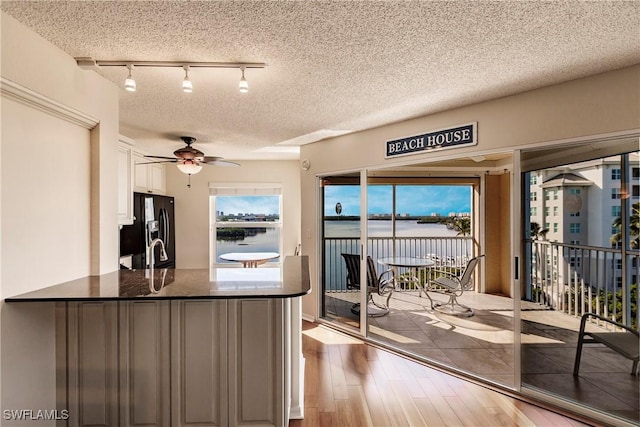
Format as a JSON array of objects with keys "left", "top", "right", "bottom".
[
  {"left": 133, "top": 152, "right": 149, "bottom": 192},
  {"left": 118, "top": 141, "right": 134, "bottom": 225},
  {"left": 133, "top": 152, "right": 166, "bottom": 195},
  {"left": 149, "top": 163, "right": 166, "bottom": 195},
  {"left": 171, "top": 301, "right": 228, "bottom": 427}
]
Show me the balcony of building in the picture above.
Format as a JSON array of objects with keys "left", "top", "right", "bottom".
[{"left": 321, "top": 236, "right": 639, "bottom": 425}]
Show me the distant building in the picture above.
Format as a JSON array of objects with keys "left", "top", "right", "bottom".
[{"left": 528, "top": 154, "right": 640, "bottom": 288}]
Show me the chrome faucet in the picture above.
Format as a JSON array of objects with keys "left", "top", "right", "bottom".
[
  {"left": 149, "top": 237, "right": 168, "bottom": 264},
  {"left": 149, "top": 238, "right": 168, "bottom": 284}
]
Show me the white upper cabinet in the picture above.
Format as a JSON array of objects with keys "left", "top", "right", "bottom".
[
  {"left": 133, "top": 151, "right": 166, "bottom": 195},
  {"left": 118, "top": 135, "right": 135, "bottom": 225}
]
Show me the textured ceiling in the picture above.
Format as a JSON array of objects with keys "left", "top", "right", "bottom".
[{"left": 2, "top": 1, "right": 639, "bottom": 160}]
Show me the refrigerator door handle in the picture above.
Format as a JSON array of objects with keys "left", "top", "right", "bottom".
[{"left": 160, "top": 208, "right": 170, "bottom": 248}]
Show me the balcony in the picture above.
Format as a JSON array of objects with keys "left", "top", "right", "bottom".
[{"left": 322, "top": 237, "right": 639, "bottom": 425}]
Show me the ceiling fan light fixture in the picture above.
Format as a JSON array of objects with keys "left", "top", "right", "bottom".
[
  {"left": 182, "top": 65, "right": 193, "bottom": 93},
  {"left": 239, "top": 67, "right": 248, "bottom": 93},
  {"left": 124, "top": 64, "right": 136, "bottom": 92},
  {"left": 176, "top": 160, "right": 202, "bottom": 175}
]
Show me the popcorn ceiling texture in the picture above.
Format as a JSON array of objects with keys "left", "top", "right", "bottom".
[{"left": 2, "top": 1, "right": 639, "bottom": 160}]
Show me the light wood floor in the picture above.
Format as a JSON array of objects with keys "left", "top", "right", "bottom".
[{"left": 290, "top": 321, "right": 597, "bottom": 427}]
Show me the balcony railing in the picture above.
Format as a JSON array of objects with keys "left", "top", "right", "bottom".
[
  {"left": 323, "top": 236, "right": 476, "bottom": 292},
  {"left": 527, "top": 240, "right": 639, "bottom": 328},
  {"left": 323, "top": 236, "right": 638, "bottom": 328}
]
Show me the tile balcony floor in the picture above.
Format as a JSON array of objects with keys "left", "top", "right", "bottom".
[{"left": 323, "top": 290, "right": 639, "bottom": 425}]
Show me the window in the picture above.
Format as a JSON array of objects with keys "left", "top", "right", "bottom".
[
  {"left": 531, "top": 192, "right": 537, "bottom": 201},
  {"left": 210, "top": 183, "right": 282, "bottom": 266},
  {"left": 553, "top": 223, "right": 558, "bottom": 232},
  {"left": 612, "top": 188, "right": 621, "bottom": 199},
  {"left": 569, "top": 188, "right": 581, "bottom": 195},
  {"left": 633, "top": 185, "right": 639, "bottom": 198},
  {"left": 633, "top": 167, "right": 639, "bottom": 179},
  {"left": 553, "top": 206, "right": 558, "bottom": 216},
  {"left": 570, "top": 257, "right": 581, "bottom": 268},
  {"left": 570, "top": 223, "right": 581, "bottom": 233},
  {"left": 616, "top": 259, "right": 622, "bottom": 270},
  {"left": 570, "top": 240, "right": 580, "bottom": 245},
  {"left": 530, "top": 175, "right": 538, "bottom": 185},
  {"left": 545, "top": 190, "right": 551, "bottom": 201},
  {"left": 611, "top": 168, "right": 621, "bottom": 180},
  {"left": 612, "top": 206, "right": 621, "bottom": 217},
  {"left": 569, "top": 211, "right": 580, "bottom": 217},
  {"left": 530, "top": 207, "right": 537, "bottom": 216},
  {"left": 553, "top": 189, "right": 558, "bottom": 200},
  {"left": 545, "top": 207, "right": 550, "bottom": 216}
]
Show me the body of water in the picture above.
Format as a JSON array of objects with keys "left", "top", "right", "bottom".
[
  {"left": 323, "top": 220, "right": 471, "bottom": 290},
  {"left": 324, "top": 220, "right": 458, "bottom": 238}
]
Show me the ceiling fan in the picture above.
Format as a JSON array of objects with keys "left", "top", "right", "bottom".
[
  {"left": 143, "top": 136, "right": 239, "bottom": 187},
  {"left": 144, "top": 136, "right": 239, "bottom": 172}
]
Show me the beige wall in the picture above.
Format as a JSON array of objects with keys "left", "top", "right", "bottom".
[
  {"left": 165, "top": 160, "right": 301, "bottom": 269},
  {"left": 300, "top": 65, "right": 640, "bottom": 319},
  {"left": 484, "top": 173, "right": 512, "bottom": 296},
  {"left": 1, "top": 12, "right": 119, "bottom": 420}
]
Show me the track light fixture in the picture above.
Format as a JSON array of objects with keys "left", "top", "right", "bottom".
[
  {"left": 239, "top": 67, "right": 249, "bottom": 93},
  {"left": 182, "top": 65, "right": 193, "bottom": 93},
  {"left": 75, "top": 58, "right": 266, "bottom": 93},
  {"left": 124, "top": 64, "right": 136, "bottom": 92}
]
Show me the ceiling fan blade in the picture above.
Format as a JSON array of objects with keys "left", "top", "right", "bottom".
[
  {"left": 144, "top": 155, "right": 176, "bottom": 160},
  {"left": 202, "top": 157, "right": 240, "bottom": 167},
  {"left": 137, "top": 160, "right": 177, "bottom": 165}
]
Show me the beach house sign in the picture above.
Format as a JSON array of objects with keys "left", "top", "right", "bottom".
[{"left": 385, "top": 122, "right": 477, "bottom": 158}]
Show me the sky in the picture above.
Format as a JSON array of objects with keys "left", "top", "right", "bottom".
[
  {"left": 214, "top": 185, "right": 471, "bottom": 217},
  {"left": 324, "top": 185, "right": 472, "bottom": 216},
  {"left": 216, "top": 195, "right": 280, "bottom": 215}
]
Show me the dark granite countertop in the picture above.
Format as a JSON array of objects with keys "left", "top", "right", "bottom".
[{"left": 5, "top": 256, "right": 310, "bottom": 302}]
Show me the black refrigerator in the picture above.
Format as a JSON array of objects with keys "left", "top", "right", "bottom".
[{"left": 120, "top": 192, "right": 176, "bottom": 269}]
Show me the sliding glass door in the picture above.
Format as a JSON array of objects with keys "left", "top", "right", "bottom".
[
  {"left": 320, "top": 173, "right": 363, "bottom": 331},
  {"left": 520, "top": 137, "right": 639, "bottom": 426}
]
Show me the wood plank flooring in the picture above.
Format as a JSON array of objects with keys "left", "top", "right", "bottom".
[{"left": 290, "top": 321, "right": 597, "bottom": 427}]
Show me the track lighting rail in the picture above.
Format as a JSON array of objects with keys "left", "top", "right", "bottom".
[
  {"left": 75, "top": 57, "right": 265, "bottom": 93},
  {"left": 75, "top": 58, "right": 266, "bottom": 69}
]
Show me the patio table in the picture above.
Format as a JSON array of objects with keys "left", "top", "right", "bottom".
[
  {"left": 378, "top": 257, "right": 435, "bottom": 297},
  {"left": 219, "top": 252, "right": 280, "bottom": 268}
]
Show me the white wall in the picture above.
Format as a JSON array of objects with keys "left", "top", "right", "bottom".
[
  {"left": 299, "top": 65, "right": 640, "bottom": 319},
  {"left": 1, "top": 12, "right": 120, "bottom": 422},
  {"left": 165, "top": 160, "right": 301, "bottom": 269}
]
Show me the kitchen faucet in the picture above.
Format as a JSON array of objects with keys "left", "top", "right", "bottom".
[
  {"left": 150, "top": 238, "right": 168, "bottom": 264},
  {"left": 149, "top": 238, "right": 168, "bottom": 285}
]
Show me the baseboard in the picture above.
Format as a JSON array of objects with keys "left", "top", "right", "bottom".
[{"left": 289, "top": 356, "right": 305, "bottom": 419}]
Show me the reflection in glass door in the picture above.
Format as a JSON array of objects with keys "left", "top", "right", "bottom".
[{"left": 521, "top": 144, "right": 639, "bottom": 426}]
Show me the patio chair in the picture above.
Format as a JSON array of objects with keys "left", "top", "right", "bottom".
[
  {"left": 341, "top": 253, "right": 394, "bottom": 317},
  {"left": 573, "top": 313, "right": 639, "bottom": 376},
  {"left": 425, "top": 254, "right": 484, "bottom": 317}
]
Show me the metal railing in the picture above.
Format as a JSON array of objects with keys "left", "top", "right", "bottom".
[
  {"left": 324, "top": 236, "right": 476, "bottom": 292},
  {"left": 527, "top": 240, "right": 639, "bottom": 328}
]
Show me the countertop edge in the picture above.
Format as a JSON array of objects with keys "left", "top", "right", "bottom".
[{"left": 4, "top": 256, "right": 311, "bottom": 302}]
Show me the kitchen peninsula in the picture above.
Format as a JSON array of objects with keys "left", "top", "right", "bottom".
[{"left": 5, "top": 256, "right": 310, "bottom": 427}]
